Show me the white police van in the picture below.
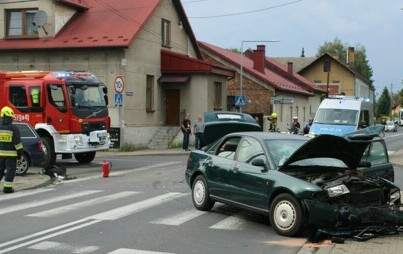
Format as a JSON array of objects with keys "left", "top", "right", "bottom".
[{"left": 309, "top": 96, "right": 373, "bottom": 136}]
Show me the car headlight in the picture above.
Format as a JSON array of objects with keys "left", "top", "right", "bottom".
[
  {"left": 389, "top": 190, "right": 401, "bottom": 204},
  {"left": 327, "top": 184, "right": 350, "bottom": 198},
  {"left": 74, "top": 136, "right": 83, "bottom": 146}
]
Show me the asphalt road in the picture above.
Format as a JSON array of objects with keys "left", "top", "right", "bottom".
[
  {"left": 0, "top": 160, "right": 303, "bottom": 254},
  {"left": 1, "top": 128, "right": 402, "bottom": 253}
]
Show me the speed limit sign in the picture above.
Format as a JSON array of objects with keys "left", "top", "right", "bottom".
[{"left": 114, "top": 76, "right": 125, "bottom": 94}]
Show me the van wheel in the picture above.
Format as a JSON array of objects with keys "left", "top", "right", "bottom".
[{"left": 42, "top": 137, "right": 56, "bottom": 167}]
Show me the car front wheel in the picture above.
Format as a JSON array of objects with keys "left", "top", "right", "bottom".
[
  {"left": 192, "top": 175, "right": 215, "bottom": 211},
  {"left": 269, "top": 193, "right": 304, "bottom": 237}
]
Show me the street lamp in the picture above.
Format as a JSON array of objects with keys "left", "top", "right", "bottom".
[{"left": 239, "top": 40, "right": 279, "bottom": 112}]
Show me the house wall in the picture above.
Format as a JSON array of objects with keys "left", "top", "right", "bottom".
[
  {"left": 0, "top": 0, "right": 75, "bottom": 38},
  {"left": 300, "top": 57, "right": 355, "bottom": 96}
]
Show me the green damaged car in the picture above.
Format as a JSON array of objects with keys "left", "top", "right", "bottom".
[{"left": 185, "top": 124, "right": 402, "bottom": 237}]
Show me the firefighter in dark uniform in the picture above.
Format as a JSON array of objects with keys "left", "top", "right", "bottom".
[{"left": 0, "top": 106, "right": 23, "bottom": 193}]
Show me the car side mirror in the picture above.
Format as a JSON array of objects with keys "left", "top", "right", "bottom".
[
  {"left": 358, "top": 160, "right": 371, "bottom": 168},
  {"left": 251, "top": 158, "right": 267, "bottom": 171},
  {"left": 359, "top": 121, "right": 367, "bottom": 129}
]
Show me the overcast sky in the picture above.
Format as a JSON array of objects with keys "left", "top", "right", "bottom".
[{"left": 182, "top": 0, "right": 403, "bottom": 96}]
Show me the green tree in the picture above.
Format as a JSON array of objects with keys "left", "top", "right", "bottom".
[
  {"left": 376, "top": 86, "right": 391, "bottom": 117},
  {"left": 317, "top": 38, "right": 374, "bottom": 90}
]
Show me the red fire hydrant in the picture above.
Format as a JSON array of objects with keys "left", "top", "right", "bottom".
[{"left": 102, "top": 160, "right": 111, "bottom": 177}]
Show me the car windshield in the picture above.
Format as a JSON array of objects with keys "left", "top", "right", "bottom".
[
  {"left": 68, "top": 84, "right": 106, "bottom": 108},
  {"left": 265, "top": 139, "right": 306, "bottom": 167},
  {"left": 314, "top": 108, "right": 358, "bottom": 125}
]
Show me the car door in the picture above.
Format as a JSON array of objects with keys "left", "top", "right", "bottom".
[
  {"left": 205, "top": 137, "right": 240, "bottom": 199},
  {"left": 228, "top": 136, "right": 269, "bottom": 210},
  {"left": 360, "top": 140, "right": 394, "bottom": 181}
]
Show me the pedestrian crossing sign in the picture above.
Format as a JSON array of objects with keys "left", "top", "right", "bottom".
[
  {"left": 114, "top": 93, "right": 123, "bottom": 107},
  {"left": 235, "top": 95, "right": 246, "bottom": 107}
]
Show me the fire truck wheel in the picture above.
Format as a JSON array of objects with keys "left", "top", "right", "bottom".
[
  {"left": 16, "top": 153, "right": 29, "bottom": 176},
  {"left": 74, "top": 152, "right": 96, "bottom": 164},
  {"left": 42, "top": 137, "right": 56, "bottom": 167}
]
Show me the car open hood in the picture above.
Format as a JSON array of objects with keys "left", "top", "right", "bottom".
[
  {"left": 279, "top": 134, "right": 371, "bottom": 170},
  {"left": 200, "top": 112, "right": 261, "bottom": 147}
]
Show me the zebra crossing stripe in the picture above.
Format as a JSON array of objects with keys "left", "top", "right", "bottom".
[
  {"left": 28, "top": 241, "right": 99, "bottom": 253},
  {"left": 109, "top": 248, "right": 175, "bottom": 254},
  {"left": 210, "top": 215, "right": 245, "bottom": 230},
  {"left": 27, "top": 191, "right": 140, "bottom": 217},
  {"left": 150, "top": 209, "right": 205, "bottom": 226},
  {"left": 0, "top": 219, "right": 101, "bottom": 254},
  {"left": 88, "top": 192, "right": 188, "bottom": 221},
  {"left": 0, "top": 188, "right": 54, "bottom": 202},
  {"left": 0, "top": 190, "right": 102, "bottom": 216}
]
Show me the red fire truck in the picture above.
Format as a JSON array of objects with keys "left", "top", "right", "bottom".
[{"left": 0, "top": 71, "right": 110, "bottom": 166}]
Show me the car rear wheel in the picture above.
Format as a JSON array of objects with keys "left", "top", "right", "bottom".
[
  {"left": 42, "top": 137, "right": 56, "bottom": 167},
  {"left": 192, "top": 175, "right": 215, "bottom": 211},
  {"left": 16, "top": 153, "right": 29, "bottom": 176},
  {"left": 270, "top": 193, "right": 304, "bottom": 237}
]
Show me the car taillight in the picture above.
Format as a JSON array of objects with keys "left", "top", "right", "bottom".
[{"left": 38, "top": 140, "right": 44, "bottom": 152}]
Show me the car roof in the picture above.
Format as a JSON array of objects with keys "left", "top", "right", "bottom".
[{"left": 226, "top": 131, "right": 310, "bottom": 141}]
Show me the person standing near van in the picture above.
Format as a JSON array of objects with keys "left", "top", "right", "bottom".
[
  {"left": 181, "top": 113, "right": 191, "bottom": 151},
  {"left": 193, "top": 115, "right": 204, "bottom": 149}
]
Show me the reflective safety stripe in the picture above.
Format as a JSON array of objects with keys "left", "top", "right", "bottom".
[
  {"left": 3, "top": 182, "right": 13, "bottom": 188},
  {"left": 0, "top": 131, "right": 13, "bottom": 142},
  {"left": 15, "top": 143, "right": 23, "bottom": 150},
  {"left": 0, "top": 150, "right": 17, "bottom": 157}
]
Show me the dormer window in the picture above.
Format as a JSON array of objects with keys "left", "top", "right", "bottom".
[{"left": 5, "top": 9, "right": 38, "bottom": 38}]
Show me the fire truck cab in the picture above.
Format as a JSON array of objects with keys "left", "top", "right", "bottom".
[{"left": 0, "top": 71, "right": 110, "bottom": 166}]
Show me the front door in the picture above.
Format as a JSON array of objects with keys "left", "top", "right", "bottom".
[
  {"left": 44, "top": 83, "right": 69, "bottom": 133},
  {"left": 165, "top": 89, "right": 180, "bottom": 125}
]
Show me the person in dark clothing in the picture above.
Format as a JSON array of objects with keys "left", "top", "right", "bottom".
[
  {"left": 181, "top": 113, "right": 191, "bottom": 151},
  {"left": 289, "top": 116, "right": 301, "bottom": 134},
  {"left": 193, "top": 114, "right": 204, "bottom": 150},
  {"left": 0, "top": 106, "right": 23, "bottom": 193}
]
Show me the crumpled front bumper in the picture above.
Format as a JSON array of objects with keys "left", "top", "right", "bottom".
[{"left": 305, "top": 199, "right": 403, "bottom": 231}]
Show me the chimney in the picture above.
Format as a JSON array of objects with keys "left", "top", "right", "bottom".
[
  {"left": 253, "top": 45, "right": 265, "bottom": 73},
  {"left": 287, "top": 62, "right": 293, "bottom": 74},
  {"left": 347, "top": 47, "right": 355, "bottom": 66}
]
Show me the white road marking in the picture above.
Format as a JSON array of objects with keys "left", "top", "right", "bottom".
[
  {"left": 0, "top": 188, "right": 54, "bottom": 201},
  {"left": 150, "top": 209, "right": 205, "bottom": 226},
  {"left": 109, "top": 249, "right": 175, "bottom": 254},
  {"left": 63, "top": 162, "right": 181, "bottom": 183},
  {"left": 88, "top": 192, "right": 188, "bottom": 221},
  {"left": 0, "top": 219, "right": 101, "bottom": 254},
  {"left": 27, "top": 191, "right": 140, "bottom": 217},
  {"left": 28, "top": 240, "right": 99, "bottom": 253},
  {"left": 388, "top": 151, "right": 395, "bottom": 155},
  {"left": 0, "top": 192, "right": 187, "bottom": 253},
  {"left": 210, "top": 215, "right": 245, "bottom": 230},
  {"left": 0, "top": 190, "right": 101, "bottom": 216}
]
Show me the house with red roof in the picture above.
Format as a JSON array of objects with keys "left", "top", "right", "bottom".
[
  {"left": 199, "top": 41, "right": 324, "bottom": 131},
  {"left": 0, "top": 0, "right": 234, "bottom": 148},
  {"left": 275, "top": 48, "right": 374, "bottom": 102}
]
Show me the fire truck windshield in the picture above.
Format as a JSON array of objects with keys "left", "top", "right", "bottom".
[{"left": 68, "top": 84, "right": 106, "bottom": 108}]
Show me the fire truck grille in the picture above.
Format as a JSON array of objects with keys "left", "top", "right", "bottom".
[{"left": 82, "top": 121, "right": 107, "bottom": 134}]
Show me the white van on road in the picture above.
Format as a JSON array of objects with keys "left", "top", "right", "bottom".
[{"left": 309, "top": 96, "right": 374, "bottom": 136}]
